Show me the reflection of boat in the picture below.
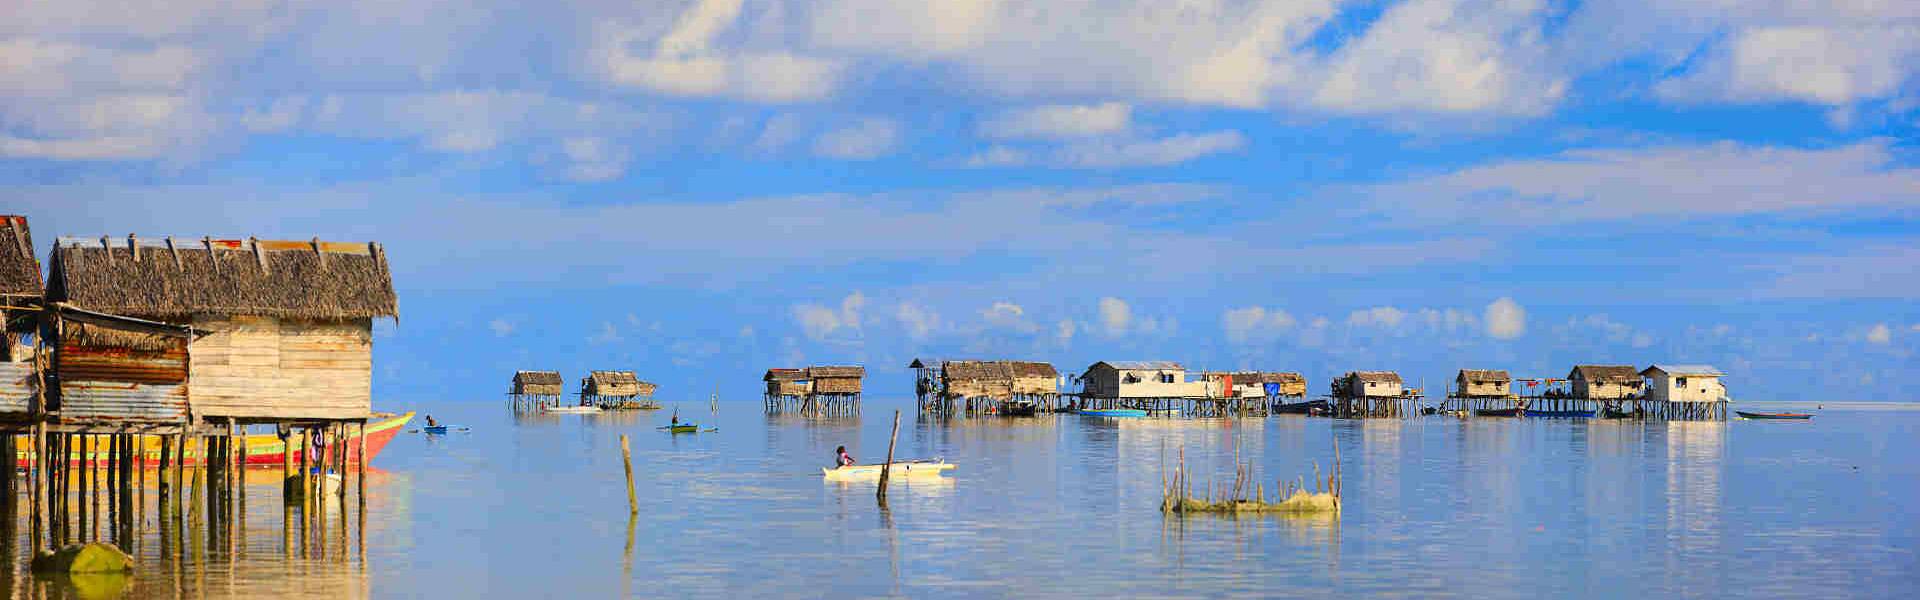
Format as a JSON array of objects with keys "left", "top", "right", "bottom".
[
  {"left": 14, "top": 412, "right": 414, "bottom": 467},
  {"left": 1736, "top": 411, "right": 1812, "bottom": 420},
  {"left": 821, "top": 459, "right": 954, "bottom": 480},
  {"left": 1525, "top": 410, "right": 1595, "bottom": 418},
  {"left": 1081, "top": 408, "right": 1147, "bottom": 417},
  {"left": 1474, "top": 408, "right": 1522, "bottom": 417},
  {"left": 1273, "top": 399, "right": 1330, "bottom": 415},
  {"left": 544, "top": 405, "right": 601, "bottom": 414}
]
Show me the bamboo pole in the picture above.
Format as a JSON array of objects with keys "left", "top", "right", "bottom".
[
  {"left": 877, "top": 410, "right": 901, "bottom": 502},
  {"left": 620, "top": 435, "right": 637, "bottom": 515}
]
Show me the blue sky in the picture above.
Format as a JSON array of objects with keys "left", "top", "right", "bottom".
[{"left": 5, "top": 0, "right": 1916, "bottom": 401}]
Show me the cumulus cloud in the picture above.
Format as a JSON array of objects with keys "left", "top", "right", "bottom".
[
  {"left": 1655, "top": 25, "right": 1918, "bottom": 108},
  {"left": 1222, "top": 306, "right": 1296, "bottom": 344},
  {"left": 813, "top": 117, "right": 901, "bottom": 160},
  {"left": 981, "top": 301, "right": 1037, "bottom": 333},
  {"left": 594, "top": 0, "right": 842, "bottom": 102},
  {"left": 1867, "top": 323, "right": 1892, "bottom": 345},
  {"left": 793, "top": 291, "right": 867, "bottom": 341},
  {"left": 1347, "top": 306, "right": 1408, "bottom": 328},
  {"left": 1313, "top": 0, "right": 1566, "bottom": 116},
  {"left": 979, "top": 103, "right": 1131, "bottom": 139},
  {"left": 488, "top": 318, "right": 514, "bottom": 337},
  {"left": 1484, "top": 297, "right": 1526, "bottom": 339},
  {"left": 1055, "top": 319, "right": 1077, "bottom": 345},
  {"left": 894, "top": 302, "right": 940, "bottom": 341},
  {"left": 1098, "top": 297, "right": 1132, "bottom": 337}
]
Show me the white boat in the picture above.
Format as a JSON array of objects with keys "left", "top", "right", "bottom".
[
  {"left": 821, "top": 459, "right": 955, "bottom": 480},
  {"left": 543, "top": 405, "right": 602, "bottom": 414}
]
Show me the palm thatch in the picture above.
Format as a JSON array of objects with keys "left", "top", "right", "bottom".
[
  {"left": 807, "top": 365, "right": 864, "bottom": 394},
  {"left": 0, "top": 216, "right": 41, "bottom": 297},
  {"left": 941, "top": 360, "right": 1058, "bottom": 380},
  {"left": 583, "top": 370, "right": 650, "bottom": 397},
  {"left": 512, "top": 370, "right": 565, "bottom": 396},
  {"left": 1570, "top": 365, "right": 1640, "bottom": 383},
  {"left": 48, "top": 236, "right": 397, "bottom": 320}
]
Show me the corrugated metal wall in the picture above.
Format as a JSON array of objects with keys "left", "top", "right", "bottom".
[
  {"left": 0, "top": 361, "right": 32, "bottom": 414},
  {"left": 57, "top": 340, "right": 189, "bottom": 422}
]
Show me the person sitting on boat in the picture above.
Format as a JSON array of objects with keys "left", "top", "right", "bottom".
[
  {"left": 425, "top": 415, "right": 439, "bottom": 427},
  {"left": 836, "top": 445, "right": 855, "bottom": 468}
]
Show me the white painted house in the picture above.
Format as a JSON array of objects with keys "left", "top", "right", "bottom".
[{"left": 1640, "top": 364, "right": 1728, "bottom": 403}]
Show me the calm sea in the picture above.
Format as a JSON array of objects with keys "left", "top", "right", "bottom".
[{"left": 6, "top": 398, "right": 1916, "bottom": 598}]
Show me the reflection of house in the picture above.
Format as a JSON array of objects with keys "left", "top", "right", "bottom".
[
  {"left": 1455, "top": 369, "right": 1512, "bottom": 398},
  {"left": 1641, "top": 365, "right": 1727, "bottom": 402},
  {"left": 1569, "top": 365, "right": 1642, "bottom": 400},
  {"left": 1334, "top": 371, "right": 1403, "bottom": 398},
  {"left": 1203, "top": 372, "right": 1306, "bottom": 398},
  {"left": 1081, "top": 361, "right": 1207, "bottom": 398}
]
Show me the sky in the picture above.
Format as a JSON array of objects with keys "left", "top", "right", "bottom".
[{"left": 4, "top": 0, "right": 1917, "bottom": 402}]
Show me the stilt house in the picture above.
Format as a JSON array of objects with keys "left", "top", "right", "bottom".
[
  {"left": 1568, "top": 365, "right": 1643, "bottom": 400},
  {"left": 511, "top": 370, "right": 564, "bottom": 400},
  {"left": 806, "top": 365, "right": 864, "bottom": 397},
  {"left": 1640, "top": 365, "right": 1727, "bottom": 403},
  {"left": 1081, "top": 361, "right": 1205, "bottom": 398},
  {"left": 1, "top": 216, "right": 41, "bottom": 416},
  {"left": 1204, "top": 372, "right": 1307, "bottom": 398},
  {"left": 1454, "top": 369, "right": 1512, "bottom": 398},
  {"left": 581, "top": 370, "right": 656, "bottom": 406},
  {"left": 47, "top": 235, "right": 398, "bottom": 423},
  {"left": 1334, "top": 371, "right": 1403, "bottom": 399},
  {"left": 939, "top": 360, "right": 1059, "bottom": 401},
  {"left": 764, "top": 368, "right": 809, "bottom": 398}
]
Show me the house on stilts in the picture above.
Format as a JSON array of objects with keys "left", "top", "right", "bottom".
[
  {"left": 911, "top": 359, "right": 1060, "bottom": 415},
  {"left": 1196, "top": 371, "right": 1306, "bottom": 416},
  {"left": 1640, "top": 364, "right": 1728, "bottom": 420},
  {"left": 508, "top": 370, "right": 565, "bottom": 410},
  {"left": 763, "top": 365, "right": 863, "bottom": 415},
  {"left": 1, "top": 216, "right": 42, "bottom": 421},
  {"left": 1076, "top": 361, "right": 1205, "bottom": 414},
  {"left": 1331, "top": 371, "right": 1418, "bottom": 417},
  {"left": 580, "top": 370, "right": 658, "bottom": 409}
]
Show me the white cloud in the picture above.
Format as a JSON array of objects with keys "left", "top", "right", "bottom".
[
  {"left": 1764, "top": 244, "right": 1920, "bottom": 300},
  {"left": 1223, "top": 306, "right": 1296, "bottom": 344},
  {"left": 793, "top": 291, "right": 867, "bottom": 341},
  {"left": 979, "top": 103, "right": 1131, "bottom": 139},
  {"left": 594, "top": 0, "right": 842, "bottom": 103},
  {"left": 554, "top": 136, "right": 631, "bottom": 182},
  {"left": 1314, "top": 0, "right": 1565, "bottom": 116},
  {"left": 981, "top": 301, "right": 1038, "bottom": 333},
  {"left": 1347, "top": 306, "right": 1407, "bottom": 328},
  {"left": 752, "top": 113, "right": 804, "bottom": 153},
  {"left": 488, "top": 318, "right": 514, "bottom": 337},
  {"left": 813, "top": 117, "right": 901, "bottom": 160},
  {"left": 1656, "top": 25, "right": 1918, "bottom": 107},
  {"left": 1054, "top": 131, "right": 1246, "bottom": 168},
  {"left": 1098, "top": 297, "right": 1132, "bottom": 337},
  {"left": 895, "top": 302, "right": 940, "bottom": 341},
  {"left": 1631, "top": 332, "right": 1654, "bottom": 348},
  {"left": 962, "top": 145, "right": 1028, "bottom": 167},
  {"left": 1055, "top": 319, "right": 1076, "bottom": 345},
  {"left": 1484, "top": 297, "right": 1525, "bottom": 339},
  {"left": 1866, "top": 323, "right": 1892, "bottom": 345}
]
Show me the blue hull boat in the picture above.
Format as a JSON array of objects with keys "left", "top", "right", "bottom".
[
  {"left": 1081, "top": 409, "right": 1148, "bottom": 417},
  {"left": 1524, "top": 410, "right": 1595, "bottom": 418},
  {"left": 423, "top": 425, "right": 449, "bottom": 434}
]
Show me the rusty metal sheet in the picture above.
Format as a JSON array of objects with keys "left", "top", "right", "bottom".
[
  {"left": 57, "top": 379, "right": 188, "bottom": 422},
  {"left": 0, "top": 361, "right": 32, "bottom": 413},
  {"left": 58, "top": 343, "right": 187, "bottom": 384}
]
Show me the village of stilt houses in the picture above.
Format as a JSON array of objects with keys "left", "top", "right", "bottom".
[{"left": 0, "top": 214, "right": 1753, "bottom": 581}]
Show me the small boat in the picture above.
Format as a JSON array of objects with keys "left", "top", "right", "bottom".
[
  {"left": 993, "top": 402, "right": 1038, "bottom": 416},
  {"left": 1273, "top": 399, "right": 1331, "bottom": 415},
  {"left": 543, "top": 405, "right": 602, "bottom": 414},
  {"left": 1474, "top": 408, "right": 1522, "bottom": 417},
  {"left": 422, "top": 425, "right": 449, "bottom": 435},
  {"left": 1599, "top": 408, "right": 1633, "bottom": 419},
  {"left": 1525, "top": 409, "right": 1595, "bottom": 418},
  {"left": 1736, "top": 411, "right": 1812, "bottom": 420},
  {"left": 822, "top": 459, "right": 955, "bottom": 480},
  {"left": 665, "top": 424, "right": 699, "bottom": 434},
  {"left": 1081, "top": 408, "right": 1147, "bottom": 417}
]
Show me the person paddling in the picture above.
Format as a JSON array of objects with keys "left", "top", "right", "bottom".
[{"left": 836, "top": 445, "right": 855, "bottom": 468}]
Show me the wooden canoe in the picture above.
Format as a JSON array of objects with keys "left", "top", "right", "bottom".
[
  {"left": 1081, "top": 409, "right": 1148, "bottom": 417},
  {"left": 1736, "top": 411, "right": 1812, "bottom": 420},
  {"left": 1524, "top": 409, "right": 1595, "bottom": 418},
  {"left": 14, "top": 411, "right": 414, "bottom": 468},
  {"left": 822, "top": 460, "right": 954, "bottom": 480},
  {"left": 665, "top": 424, "right": 699, "bottom": 434},
  {"left": 1474, "top": 408, "right": 1523, "bottom": 417}
]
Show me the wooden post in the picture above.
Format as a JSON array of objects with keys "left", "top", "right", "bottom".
[
  {"left": 620, "top": 435, "right": 637, "bottom": 515},
  {"left": 877, "top": 410, "right": 901, "bottom": 502},
  {"left": 29, "top": 423, "right": 41, "bottom": 554},
  {"left": 356, "top": 421, "right": 367, "bottom": 514}
]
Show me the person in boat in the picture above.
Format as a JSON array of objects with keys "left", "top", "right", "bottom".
[
  {"left": 836, "top": 445, "right": 855, "bottom": 468},
  {"left": 425, "top": 415, "right": 439, "bottom": 427}
]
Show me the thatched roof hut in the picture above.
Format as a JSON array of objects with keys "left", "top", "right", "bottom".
[
  {"left": 1334, "top": 371, "right": 1403, "bottom": 398},
  {"left": 764, "top": 368, "right": 808, "bottom": 396},
  {"left": 1568, "top": 364, "right": 1643, "bottom": 400},
  {"left": 512, "top": 371, "right": 565, "bottom": 396},
  {"left": 807, "top": 365, "right": 864, "bottom": 394},
  {"left": 48, "top": 236, "right": 397, "bottom": 321},
  {"left": 583, "top": 370, "right": 655, "bottom": 398},
  {"left": 941, "top": 360, "right": 1059, "bottom": 399},
  {"left": 46, "top": 235, "right": 399, "bottom": 422},
  {"left": 1455, "top": 369, "right": 1511, "bottom": 397}
]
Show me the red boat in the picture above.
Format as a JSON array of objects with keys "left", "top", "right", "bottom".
[
  {"left": 15, "top": 411, "right": 414, "bottom": 467},
  {"left": 1735, "top": 411, "right": 1812, "bottom": 420}
]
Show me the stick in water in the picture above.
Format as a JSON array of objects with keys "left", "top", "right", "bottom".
[
  {"left": 620, "top": 435, "right": 637, "bottom": 515},
  {"left": 877, "top": 410, "right": 901, "bottom": 502}
]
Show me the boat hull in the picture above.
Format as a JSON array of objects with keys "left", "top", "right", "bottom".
[
  {"left": 822, "top": 461, "right": 954, "bottom": 480},
  {"left": 1474, "top": 408, "right": 1522, "bottom": 417},
  {"left": 1736, "top": 411, "right": 1812, "bottom": 420},
  {"left": 1525, "top": 410, "right": 1595, "bottom": 418},
  {"left": 1273, "top": 400, "right": 1330, "bottom": 414},
  {"left": 1081, "top": 409, "right": 1147, "bottom": 417},
  {"left": 14, "top": 412, "right": 413, "bottom": 468},
  {"left": 667, "top": 425, "right": 699, "bottom": 433}
]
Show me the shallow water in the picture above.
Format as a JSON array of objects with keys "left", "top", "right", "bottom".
[{"left": 4, "top": 398, "right": 1916, "bottom": 598}]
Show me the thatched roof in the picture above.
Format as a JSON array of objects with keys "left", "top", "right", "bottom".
[
  {"left": 807, "top": 365, "right": 864, "bottom": 379},
  {"left": 48, "top": 236, "right": 397, "bottom": 320},
  {"left": 1570, "top": 365, "right": 1640, "bottom": 383},
  {"left": 1349, "top": 371, "right": 1402, "bottom": 384},
  {"left": 1457, "top": 369, "right": 1511, "bottom": 383},
  {"left": 764, "top": 368, "right": 806, "bottom": 382},
  {"left": 589, "top": 370, "right": 640, "bottom": 387},
  {"left": 1207, "top": 371, "right": 1304, "bottom": 384},
  {"left": 943, "top": 360, "right": 1058, "bottom": 380},
  {"left": 514, "top": 371, "right": 563, "bottom": 385},
  {"left": 0, "top": 216, "right": 40, "bottom": 297}
]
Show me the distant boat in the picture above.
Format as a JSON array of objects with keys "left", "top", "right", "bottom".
[
  {"left": 1081, "top": 408, "right": 1147, "bottom": 417},
  {"left": 1525, "top": 409, "right": 1595, "bottom": 418},
  {"left": 1273, "top": 399, "right": 1330, "bottom": 414},
  {"left": 1736, "top": 411, "right": 1812, "bottom": 420},
  {"left": 1474, "top": 408, "right": 1522, "bottom": 417},
  {"left": 664, "top": 423, "right": 699, "bottom": 433},
  {"left": 822, "top": 459, "right": 954, "bottom": 480},
  {"left": 544, "top": 405, "right": 601, "bottom": 414},
  {"left": 422, "top": 425, "right": 449, "bottom": 435}
]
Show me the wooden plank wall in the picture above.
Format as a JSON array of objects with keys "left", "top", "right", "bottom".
[{"left": 189, "top": 315, "right": 372, "bottom": 420}]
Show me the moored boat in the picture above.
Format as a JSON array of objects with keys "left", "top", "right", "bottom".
[
  {"left": 821, "top": 459, "right": 955, "bottom": 480},
  {"left": 1273, "top": 399, "right": 1331, "bottom": 415},
  {"left": 13, "top": 411, "right": 414, "bottom": 468},
  {"left": 1081, "top": 408, "right": 1148, "bottom": 417},
  {"left": 1474, "top": 408, "right": 1522, "bottom": 417},
  {"left": 423, "top": 425, "right": 450, "bottom": 435},
  {"left": 665, "top": 424, "right": 700, "bottom": 433},
  {"left": 1524, "top": 409, "right": 1595, "bottom": 418},
  {"left": 1736, "top": 410, "right": 1812, "bottom": 420},
  {"left": 543, "top": 405, "right": 601, "bottom": 414}
]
